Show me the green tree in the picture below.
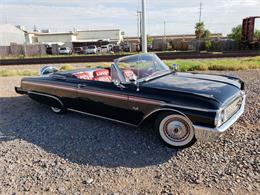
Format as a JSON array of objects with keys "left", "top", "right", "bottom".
[
  {"left": 203, "top": 30, "right": 212, "bottom": 50},
  {"left": 147, "top": 35, "right": 153, "bottom": 44},
  {"left": 228, "top": 25, "right": 242, "bottom": 42},
  {"left": 195, "top": 22, "right": 205, "bottom": 39},
  {"left": 254, "top": 30, "right": 260, "bottom": 40}
]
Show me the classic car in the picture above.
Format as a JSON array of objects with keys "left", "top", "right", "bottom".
[{"left": 15, "top": 54, "right": 246, "bottom": 148}]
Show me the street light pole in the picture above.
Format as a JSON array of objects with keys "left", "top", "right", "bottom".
[{"left": 141, "top": 0, "right": 147, "bottom": 53}]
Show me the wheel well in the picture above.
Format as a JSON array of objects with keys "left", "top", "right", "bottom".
[
  {"left": 28, "top": 91, "right": 64, "bottom": 109},
  {"left": 139, "top": 109, "right": 187, "bottom": 126}
]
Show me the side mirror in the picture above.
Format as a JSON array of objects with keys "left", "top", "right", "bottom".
[{"left": 172, "top": 64, "right": 178, "bottom": 72}]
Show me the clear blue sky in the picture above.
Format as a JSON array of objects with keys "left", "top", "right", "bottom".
[{"left": 0, "top": 0, "right": 259, "bottom": 36}]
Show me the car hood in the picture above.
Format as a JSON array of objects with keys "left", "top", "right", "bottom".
[{"left": 143, "top": 72, "right": 242, "bottom": 104}]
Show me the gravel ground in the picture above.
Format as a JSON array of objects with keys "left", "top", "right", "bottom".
[{"left": 0, "top": 70, "right": 259, "bottom": 194}]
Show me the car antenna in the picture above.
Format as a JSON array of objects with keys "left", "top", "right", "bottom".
[{"left": 137, "top": 55, "right": 140, "bottom": 92}]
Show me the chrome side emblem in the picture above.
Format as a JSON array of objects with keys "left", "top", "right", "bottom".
[{"left": 132, "top": 106, "right": 139, "bottom": 111}]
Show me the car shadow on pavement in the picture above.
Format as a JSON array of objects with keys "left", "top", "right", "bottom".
[{"left": 0, "top": 96, "right": 178, "bottom": 168}]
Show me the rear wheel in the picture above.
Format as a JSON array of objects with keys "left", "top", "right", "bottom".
[
  {"left": 155, "top": 112, "right": 196, "bottom": 148},
  {"left": 51, "top": 106, "right": 65, "bottom": 114}
]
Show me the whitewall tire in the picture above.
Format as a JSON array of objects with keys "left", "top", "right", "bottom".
[{"left": 155, "top": 113, "right": 196, "bottom": 148}]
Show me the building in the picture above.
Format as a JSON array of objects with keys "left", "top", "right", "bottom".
[
  {"left": 125, "top": 33, "right": 223, "bottom": 51},
  {"left": 26, "top": 29, "right": 123, "bottom": 48},
  {"left": 27, "top": 32, "right": 77, "bottom": 47},
  {"left": 0, "top": 24, "right": 26, "bottom": 46},
  {"left": 74, "top": 29, "right": 123, "bottom": 47}
]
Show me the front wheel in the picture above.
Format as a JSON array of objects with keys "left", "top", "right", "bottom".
[{"left": 155, "top": 112, "right": 196, "bottom": 148}]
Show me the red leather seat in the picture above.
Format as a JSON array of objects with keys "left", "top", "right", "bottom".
[
  {"left": 93, "top": 75, "right": 111, "bottom": 82},
  {"left": 93, "top": 69, "right": 110, "bottom": 77},
  {"left": 122, "top": 69, "right": 137, "bottom": 81},
  {"left": 73, "top": 72, "right": 92, "bottom": 80}
]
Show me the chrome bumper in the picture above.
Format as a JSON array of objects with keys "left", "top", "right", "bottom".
[{"left": 194, "top": 95, "right": 246, "bottom": 142}]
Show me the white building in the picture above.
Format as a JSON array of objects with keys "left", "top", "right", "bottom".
[
  {"left": 0, "top": 24, "right": 26, "bottom": 46},
  {"left": 27, "top": 29, "right": 123, "bottom": 47},
  {"left": 0, "top": 24, "right": 124, "bottom": 48},
  {"left": 27, "top": 32, "right": 77, "bottom": 47},
  {"left": 76, "top": 29, "right": 123, "bottom": 44}
]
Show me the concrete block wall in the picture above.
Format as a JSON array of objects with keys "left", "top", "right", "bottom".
[
  {"left": 0, "top": 44, "right": 47, "bottom": 57},
  {"left": 0, "top": 46, "right": 11, "bottom": 57},
  {"left": 25, "top": 44, "right": 46, "bottom": 56},
  {"left": 10, "top": 44, "right": 24, "bottom": 56}
]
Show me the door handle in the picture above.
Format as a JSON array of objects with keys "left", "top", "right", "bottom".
[{"left": 77, "top": 84, "right": 87, "bottom": 88}]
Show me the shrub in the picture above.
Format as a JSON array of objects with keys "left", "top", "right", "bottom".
[{"left": 60, "top": 64, "right": 73, "bottom": 71}]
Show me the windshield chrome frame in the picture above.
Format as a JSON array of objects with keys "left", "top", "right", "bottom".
[{"left": 113, "top": 53, "right": 171, "bottom": 84}]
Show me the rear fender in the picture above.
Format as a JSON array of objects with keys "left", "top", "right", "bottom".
[{"left": 28, "top": 91, "right": 64, "bottom": 109}]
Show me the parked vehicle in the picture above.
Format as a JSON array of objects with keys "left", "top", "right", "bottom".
[
  {"left": 74, "top": 47, "right": 83, "bottom": 54},
  {"left": 15, "top": 54, "right": 246, "bottom": 148},
  {"left": 108, "top": 44, "right": 114, "bottom": 51},
  {"left": 122, "top": 44, "right": 130, "bottom": 52},
  {"left": 147, "top": 44, "right": 153, "bottom": 51},
  {"left": 59, "top": 47, "right": 72, "bottom": 55},
  {"left": 113, "top": 45, "right": 121, "bottom": 52},
  {"left": 46, "top": 46, "right": 52, "bottom": 55},
  {"left": 100, "top": 45, "right": 109, "bottom": 53},
  {"left": 84, "top": 45, "right": 97, "bottom": 54}
]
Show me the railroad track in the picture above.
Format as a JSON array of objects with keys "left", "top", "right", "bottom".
[{"left": 0, "top": 50, "right": 259, "bottom": 66}]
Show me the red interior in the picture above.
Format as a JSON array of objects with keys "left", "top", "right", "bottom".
[
  {"left": 122, "top": 69, "right": 136, "bottom": 81},
  {"left": 93, "top": 75, "right": 111, "bottom": 82},
  {"left": 72, "top": 68, "right": 137, "bottom": 83},
  {"left": 72, "top": 68, "right": 111, "bottom": 82}
]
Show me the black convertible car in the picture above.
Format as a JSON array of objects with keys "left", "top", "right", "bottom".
[{"left": 15, "top": 54, "right": 246, "bottom": 148}]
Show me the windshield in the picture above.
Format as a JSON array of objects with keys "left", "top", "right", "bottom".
[{"left": 114, "top": 54, "right": 170, "bottom": 82}]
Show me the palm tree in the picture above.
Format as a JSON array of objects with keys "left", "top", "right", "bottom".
[{"left": 195, "top": 22, "right": 205, "bottom": 39}]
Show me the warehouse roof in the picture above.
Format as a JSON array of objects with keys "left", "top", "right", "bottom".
[{"left": 0, "top": 24, "right": 26, "bottom": 33}]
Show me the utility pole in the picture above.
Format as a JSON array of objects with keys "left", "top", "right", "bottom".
[
  {"left": 164, "top": 21, "right": 166, "bottom": 37},
  {"left": 199, "top": 2, "right": 202, "bottom": 23},
  {"left": 197, "top": 2, "right": 203, "bottom": 52},
  {"left": 141, "top": 0, "right": 147, "bottom": 53},
  {"left": 164, "top": 21, "right": 167, "bottom": 50}
]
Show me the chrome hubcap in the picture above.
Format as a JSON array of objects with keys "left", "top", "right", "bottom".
[{"left": 164, "top": 120, "right": 189, "bottom": 141}]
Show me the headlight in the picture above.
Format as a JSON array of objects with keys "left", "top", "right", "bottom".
[{"left": 215, "top": 109, "right": 225, "bottom": 127}]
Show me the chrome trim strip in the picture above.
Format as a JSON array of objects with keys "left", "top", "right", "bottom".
[
  {"left": 28, "top": 91, "right": 64, "bottom": 108},
  {"left": 161, "top": 103, "right": 218, "bottom": 112},
  {"left": 67, "top": 108, "right": 137, "bottom": 127},
  {"left": 221, "top": 91, "right": 243, "bottom": 108},
  {"left": 129, "top": 96, "right": 161, "bottom": 105},
  {"left": 23, "top": 81, "right": 160, "bottom": 105},
  {"left": 194, "top": 95, "right": 246, "bottom": 134}
]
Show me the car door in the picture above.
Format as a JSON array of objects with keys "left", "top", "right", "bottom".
[
  {"left": 73, "top": 79, "right": 136, "bottom": 124},
  {"left": 124, "top": 83, "right": 162, "bottom": 125}
]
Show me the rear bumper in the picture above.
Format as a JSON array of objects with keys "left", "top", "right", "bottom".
[
  {"left": 15, "top": 87, "right": 27, "bottom": 95},
  {"left": 194, "top": 95, "right": 246, "bottom": 141}
]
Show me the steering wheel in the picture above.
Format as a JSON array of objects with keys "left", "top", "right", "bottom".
[{"left": 142, "top": 67, "right": 154, "bottom": 77}]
